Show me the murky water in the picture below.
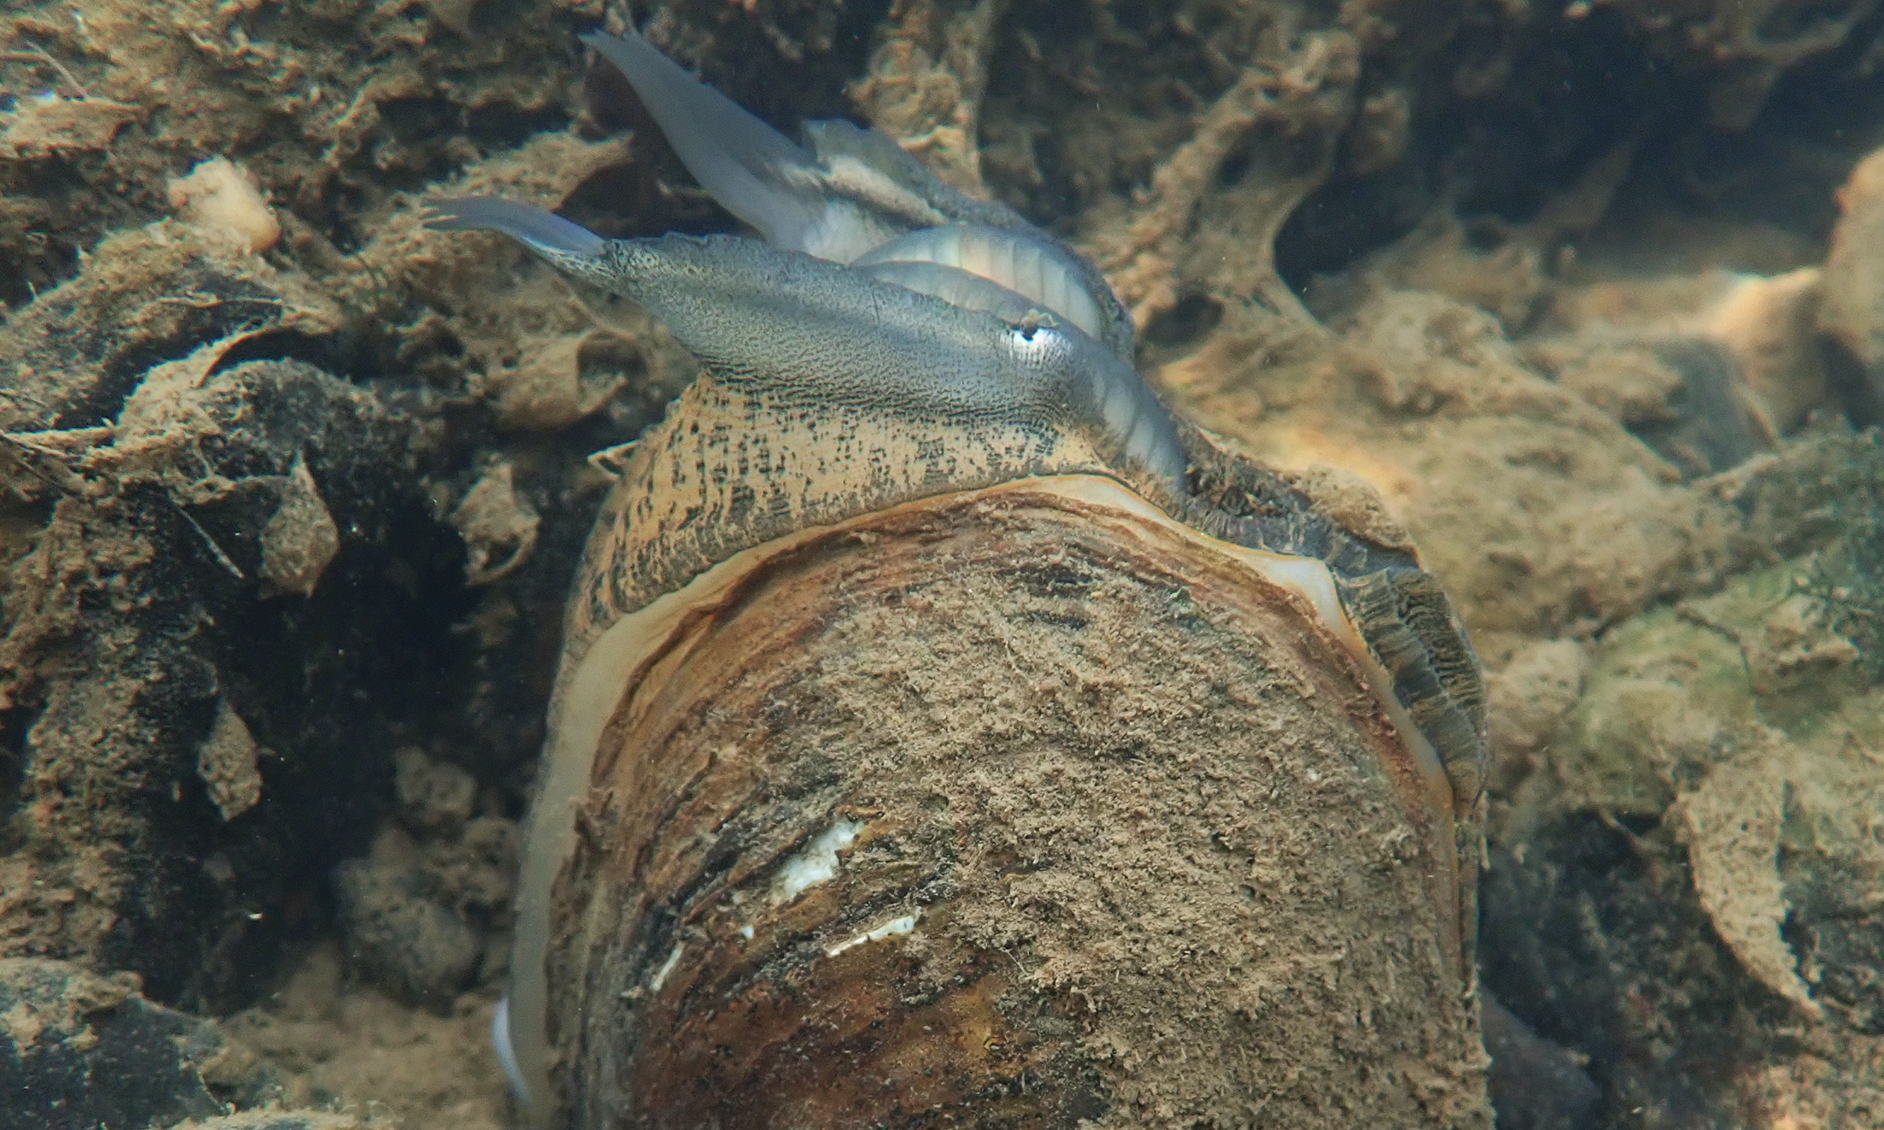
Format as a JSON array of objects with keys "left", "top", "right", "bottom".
[{"left": 2, "top": 3, "right": 1882, "bottom": 1129}]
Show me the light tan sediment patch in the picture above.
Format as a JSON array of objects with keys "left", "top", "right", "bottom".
[{"left": 196, "top": 699, "right": 264, "bottom": 823}]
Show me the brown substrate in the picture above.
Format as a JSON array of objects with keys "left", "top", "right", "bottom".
[{"left": 4, "top": 1, "right": 1884, "bottom": 1128}]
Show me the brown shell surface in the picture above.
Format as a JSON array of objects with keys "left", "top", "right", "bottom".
[
  {"left": 553, "top": 480, "right": 1490, "bottom": 1128},
  {"left": 552, "top": 479, "right": 1490, "bottom": 1128}
]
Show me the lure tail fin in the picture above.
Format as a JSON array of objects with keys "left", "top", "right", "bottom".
[
  {"left": 423, "top": 196, "right": 606, "bottom": 259},
  {"left": 581, "top": 30, "right": 828, "bottom": 254},
  {"left": 422, "top": 196, "right": 624, "bottom": 292}
]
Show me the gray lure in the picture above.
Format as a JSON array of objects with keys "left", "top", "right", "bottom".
[{"left": 426, "top": 29, "right": 1185, "bottom": 488}]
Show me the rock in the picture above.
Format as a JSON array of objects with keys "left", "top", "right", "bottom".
[
  {"left": 1484, "top": 638, "right": 1589, "bottom": 795},
  {"left": 166, "top": 157, "right": 281, "bottom": 255},
  {"left": 0, "top": 957, "right": 229, "bottom": 1130},
  {"left": 417, "top": 815, "right": 519, "bottom": 921},
  {"left": 1481, "top": 810, "right": 1775, "bottom": 1128},
  {"left": 1819, "top": 145, "right": 1884, "bottom": 426},
  {"left": 0, "top": 220, "right": 340, "bottom": 436},
  {"left": 393, "top": 747, "right": 477, "bottom": 833},
  {"left": 259, "top": 454, "right": 341, "bottom": 598},
  {"left": 1675, "top": 730, "right": 1822, "bottom": 1019},
  {"left": 1783, "top": 775, "right": 1884, "bottom": 1034},
  {"left": 1531, "top": 337, "right": 1773, "bottom": 479},
  {"left": 335, "top": 848, "right": 481, "bottom": 1011},
  {"left": 196, "top": 699, "right": 265, "bottom": 822},
  {"left": 1487, "top": 546, "right": 1884, "bottom": 1119},
  {"left": 1483, "top": 994, "right": 1599, "bottom": 1130},
  {"left": 0, "top": 238, "right": 471, "bottom": 1012},
  {"left": 450, "top": 461, "right": 539, "bottom": 586},
  {"left": 166, "top": 1114, "right": 369, "bottom": 1130},
  {"left": 1701, "top": 268, "right": 1829, "bottom": 436}
]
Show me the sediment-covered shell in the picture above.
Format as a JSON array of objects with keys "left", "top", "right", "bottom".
[{"left": 514, "top": 400, "right": 1490, "bottom": 1129}]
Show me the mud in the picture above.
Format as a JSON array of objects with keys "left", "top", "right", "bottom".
[{"left": 3, "top": 0, "right": 1884, "bottom": 1128}]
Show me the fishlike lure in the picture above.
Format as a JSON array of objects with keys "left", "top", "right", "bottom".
[
  {"left": 428, "top": 29, "right": 1492, "bottom": 1130},
  {"left": 427, "top": 29, "right": 1181, "bottom": 491}
]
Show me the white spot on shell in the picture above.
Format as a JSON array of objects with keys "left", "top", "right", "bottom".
[
  {"left": 827, "top": 912, "right": 920, "bottom": 958},
  {"left": 649, "top": 942, "right": 685, "bottom": 992},
  {"left": 771, "top": 817, "right": 863, "bottom": 904}
]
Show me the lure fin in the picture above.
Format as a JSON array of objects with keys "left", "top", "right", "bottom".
[
  {"left": 490, "top": 996, "right": 535, "bottom": 1110},
  {"left": 580, "top": 31, "right": 876, "bottom": 260},
  {"left": 855, "top": 224, "right": 1107, "bottom": 345},
  {"left": 422, "top": 197, "right": 623, "bottom": 292},
  {"left": 581, "top": 30, "right": 1138, "bottom": 357},
  {"left": 424, "top": 196, "right": 604, "bottom": 258}
]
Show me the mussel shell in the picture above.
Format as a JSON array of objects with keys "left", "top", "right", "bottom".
[{"left": 531, "top": 454, "right": 1488, "bottom": 1126}]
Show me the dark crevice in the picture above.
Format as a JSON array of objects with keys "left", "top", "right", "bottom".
[
  {"left": 1280, "top": 7, "right": 1674, "bottom": 288},
  {"left": 205, "top": 328, "right": 352, "bottom": 383},
  {"left": 0, "top": 701, "right": 32, "bottom": 842},
  {"left": 1140, "top": 292, "right": 1225, "bottom": 357},
  {"left": 465, "top": 102, "right": 571, "bottom": 150}
]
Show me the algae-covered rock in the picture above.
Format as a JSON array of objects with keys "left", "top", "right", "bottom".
[
  {"left": 1489, "top": 533, "right": 1884, "bottom": 1123},
  {"left": 167, "top": 1114, "right": 375, "bottom": 1130},
  {"left": 0, "top": 957, "right": 231, "bottom": 1130},
  {"left": 166, "top": 1114, "right": 380, "bottom": 1130},
  {"left": 1819, "top": 148, "right": 1884, "bottom": 424},
  {"left": 1793, "top": 430, "right": 1884, "bottom": 678},
  {"left": 0, "top": 350, "right": 467, "bottom": 1009},
  {"left": 0, "top": 225, "right": 476, "bottom": 1011}
]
